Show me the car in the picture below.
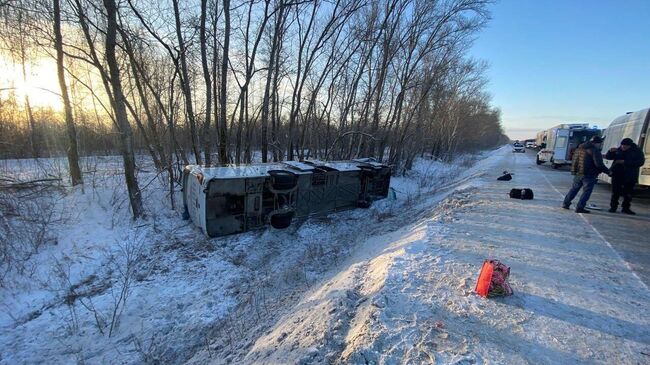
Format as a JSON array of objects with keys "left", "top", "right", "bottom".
[
  {"left": 512, "top": 143, "right": 525, "bottom": 153},
  {"left": 525, "top": 141, "right": 535, "bottom": 148}
]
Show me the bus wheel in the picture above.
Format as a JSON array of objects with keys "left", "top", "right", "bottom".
[
  {"left": 357, "top": 199, "right": 372, "bottom": 209},
  {"left": 270, "top": 211, "right": 294, "bottom": 229}
]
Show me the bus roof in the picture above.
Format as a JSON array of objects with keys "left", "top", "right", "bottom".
[{"left": 608, "top": 108, "right": 649, "bottom": 128}]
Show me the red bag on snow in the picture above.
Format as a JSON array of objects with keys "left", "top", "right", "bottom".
[{"left": 475, "top": 259, "right": 513, "bottom": 298}]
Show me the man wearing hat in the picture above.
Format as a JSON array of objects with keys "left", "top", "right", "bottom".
[
  {"left": 605, "top": 138, "right": 646, "bottom": 214},
  {"left": 563, "top": 136, "right": 610, "bottom": 213}
]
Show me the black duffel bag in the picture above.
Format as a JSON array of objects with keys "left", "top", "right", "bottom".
[
  {"left": 497, "top": 171, "right": 513, "bottom": 181},
  {"left": 509, "top": 188, "right": 534, "bottom": 200}
]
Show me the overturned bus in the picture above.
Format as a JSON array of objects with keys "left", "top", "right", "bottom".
[{"left": 182, "top": 159, "right": 391, "bottom": 237}]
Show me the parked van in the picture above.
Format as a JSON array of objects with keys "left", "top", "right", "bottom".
[
  {"left": 536, "top": 123, "right": 602, "bottom": 168},
  {"left": 600, "top": 108, "right": 650, "bottom": 187}
]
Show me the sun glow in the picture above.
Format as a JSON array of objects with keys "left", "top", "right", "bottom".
[{"left": 0, "top": 57, "right": 63, "bottom": 111}]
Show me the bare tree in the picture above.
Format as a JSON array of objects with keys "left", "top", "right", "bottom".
[
  {"left": 200, "top": 0, "right": 213, "bottom": 165},
  {"left": 172, "top": 0, "right": 201, "bottom": 165},
  {"left": 233, "top": 0, "right": 271, "bottom": 164},
  {"left": 218, "top": 0, "right": 231, "bottom": 164},
  {"left": 53, "top": 0, "right": 82, "bottom": 186},
  {"left": 261, "top": 0, "right": 287, "bottom": 162},
  {"left": 103, "top": 0, "right": 144, "bottom": 218}
]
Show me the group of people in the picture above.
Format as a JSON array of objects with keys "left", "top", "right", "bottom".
[{"left": 562, "top": 136, "right": 645, "bottom": 214}]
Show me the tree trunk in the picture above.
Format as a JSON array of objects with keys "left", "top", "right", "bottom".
[
  {"left": 24, "top": 95, "right": 38, "bottom": 158},
  {"left": 200, "top": 0, "right": 212, "bottom": 165},
  {"left": 103, "top": 0, "right": 144, "bottom": 219},
  {"left": 260, "top": 2, "right": 284, "bottom": 163},
  {"left": 172, "top": 0, "right": 202, "bottom": 165},
  {"left": 124, "top": 98, "right": 162, "bottom": 169},
  {"left": 218, "top": 0, "right": 231, "bottom": 164},
  {"left": 211, "top": 1, "right": 220, "bottom": 163},
  {"left": 20, "top": 62, "right": 38, "bottom": 158},
  {"left": 269, "top": 3, "right": 287, "bottom": 162}
]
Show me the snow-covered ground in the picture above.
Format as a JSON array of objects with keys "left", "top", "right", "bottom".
[
  {"left": 2, "top": 147, "right": 648, "bottom": 364},
  {"left": 0, "top": 151, "right": 481, "bottom": 364}
]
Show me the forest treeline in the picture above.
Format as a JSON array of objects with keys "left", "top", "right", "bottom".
[{"left": 0, "top": 0, "right": 508, "bottom": 218}]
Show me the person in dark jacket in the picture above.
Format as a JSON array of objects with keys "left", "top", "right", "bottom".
[
  {"left": 563, "top": 136, "right": 610, "bottom": 213},
  {"left": 605, "top": 138, "right": 646, "bottom": 214}
]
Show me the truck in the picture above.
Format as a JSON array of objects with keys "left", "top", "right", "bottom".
[
  {"left": 536, "top": 123, "right": 602, "bottom": 168},
  {"left": 535, "top": 130, "right": 548, "bottom": 149},
  {"left": 599, "top": 108, "right": 650, "bottom": 187}
]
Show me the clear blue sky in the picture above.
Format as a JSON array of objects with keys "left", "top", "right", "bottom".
[{"left": 470, "top": 0, "right": 650, "bottom": 140}]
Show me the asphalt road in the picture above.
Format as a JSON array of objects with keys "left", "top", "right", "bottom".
[{"left": 522, "top": 149, "right": 650, "bottom": 288}]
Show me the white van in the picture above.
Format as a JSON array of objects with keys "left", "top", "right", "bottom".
[
  {"left": 600, "top": 108, "right": 650, "bottom": 187},
  {"left": 536, "top": 123, "right": 602, "bottom": 168}
]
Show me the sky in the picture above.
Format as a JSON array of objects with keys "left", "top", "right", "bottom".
[
  {"left": 470, "top": 0, "right": 650, "bottom": 140},
  {"left": 0, "top": 57, "right": 62, "bottom": 110}
]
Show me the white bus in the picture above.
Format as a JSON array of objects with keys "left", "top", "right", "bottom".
[
  {"left": 536, "top": 123, "right": 602, "bottom": 168},
  {"left": 600, "top": 108, "right": 650, "bottom": 187}
]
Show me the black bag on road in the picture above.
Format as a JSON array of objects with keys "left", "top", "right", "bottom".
[
  {"left": 509, "top": 188, "right": 534, "bottom": 200},
  {"left": 497, "top": 171, "right": 513, "bottom": 181}
]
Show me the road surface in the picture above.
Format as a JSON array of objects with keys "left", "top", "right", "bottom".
[{"left": 527, "top": 149, "right": 650, "bottom": 288}]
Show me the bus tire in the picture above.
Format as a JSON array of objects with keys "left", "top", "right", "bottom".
[
  {"left": 357, "top": 199, "right": 372, "bottom": 209},
  {"left": 268, "top": 170, "right": 298, "bottom": 191},
  {"left": 270, "top": 211, "right": 294, "bottom": 229}
]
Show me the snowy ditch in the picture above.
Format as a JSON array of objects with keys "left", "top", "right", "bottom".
[{"left": 0, "top": 150, "right": 494, "bottom": 364}]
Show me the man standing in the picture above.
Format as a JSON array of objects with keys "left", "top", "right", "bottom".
[
  {"left": 605, "top": 138, "right": 646, "bottom": 214},
  {"left": 563, "top": 136, "right": 609, "bottom": 213}
]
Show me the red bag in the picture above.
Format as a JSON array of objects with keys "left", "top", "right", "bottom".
[{"left": 475, "top": 259, "right": 513, "bottom": 298}]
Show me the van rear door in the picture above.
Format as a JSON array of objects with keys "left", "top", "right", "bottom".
[{"left": 554, "top": 129, "right": 570, "bottom": 162}]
